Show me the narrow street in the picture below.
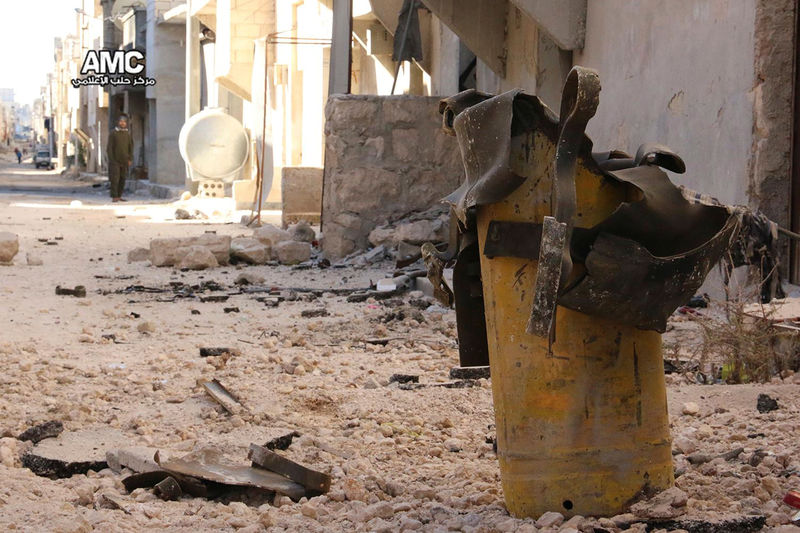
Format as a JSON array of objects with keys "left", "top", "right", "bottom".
[{"left": 0, "top": 151, "right": 797, "bottom": 532}]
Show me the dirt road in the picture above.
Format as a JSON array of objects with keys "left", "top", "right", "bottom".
[{"left": 0, "top": 154, "right": 798, "bottom": 532}]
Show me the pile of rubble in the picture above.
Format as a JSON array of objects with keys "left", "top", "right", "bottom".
[
  {"left": 333, "top": 205, "right": 450, "bottom": 268},
  {"left": 128, "top": 221, "right": 318, "bottom": 270}
]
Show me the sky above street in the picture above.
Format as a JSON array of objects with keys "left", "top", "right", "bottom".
[{"left": 0, "top": 0, "right": 82, "bottom": 105}]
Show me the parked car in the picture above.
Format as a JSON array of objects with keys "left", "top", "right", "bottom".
[{"left": 34, "top": 150, "right": 53, "bottom": 170}]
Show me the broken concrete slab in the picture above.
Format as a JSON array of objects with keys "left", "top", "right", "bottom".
[
  {"left": 149, "top": 234, "right": 231, "bottom": 267},
  {"left": 248, "top": 443, "right": 331, "bottom": 494},
  {"left": 22, "top": 428, "right": 130, "bottom": 479},
  {"left": 274, "top": 241, "right": 312, "bottom": 265},
  {"left": 106, "top": 446, "right": 169, "bottom": 474},
  {"left": 230, "top": 237, "right": 270, "bottom": 265},
  {"left": 156, "top": 448, "right": 307, "bottom": 500},
  {"left": 18, "top": 420, "right": 64, "bottom": 444},
  {"left": 0, "top": 231, "right": 19, "bottom": 263},
  {"left": 178, "top": 245, "right": 219, "bottom": 270}
]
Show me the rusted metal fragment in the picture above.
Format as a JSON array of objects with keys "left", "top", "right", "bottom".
[
  {"left": 439, "top": 89, "right": 552, "bottom": 225},
  {"left": 528, "top": 216, "right": 567, "bottom": 337},
  {"left": 201, "top": 379, "right": 247, "bottom": 415},
  {"left": 439, "top": 75, "right": 742, "bottom": 335},
  {"left": 483, "top": 221, "right": 593, "bottom": 260},
  {"left": 264, "top": 431, "right": 301, "bottom": 451},
  {"left": 421, "top": 242, "right": 453, "bottom": 307},
  {"left": 199, "top": 347, "right": 237, "bottom": 357},
  {"left": 399, "top": 379, "right": 479, "bottom": 390},
  {"left": 18, "top": 420, "right": 64, "bottom": 444},
  {"left": 157, "top": 450, "right": 306, "bottom": 501},
  {"left": 452, "top": 241, "right": 490, "bottom": 366},
  {"left": 121, "top": 469, "right": 210, "bottom": 497},
  {"left": 644, "top": 515, "right": 766, "bottom": 533},
  {"left": 450, "top": 366, "right": 490, "bottom": 380},
  {"left": 529, "top": 68, "right": 600, "bottom": 338},
  {"left": 154, "top": 476, "right": 183, "bottom": 501},
  {"left": 560, "top": 211, "right": 739, "bottom": 332},
  {"left": 248, "top": 444, "right": 331, "bottom": 494},
  {"left": 55, "top": 285, "right": 86, "bottom": 297},
  {"left": 389, "top": 373, "right": 419, "bottom": 384}
]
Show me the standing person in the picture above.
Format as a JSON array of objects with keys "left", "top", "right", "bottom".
[
  {"left": 14, "top": 147, "right": 21, "bottom": 164},
  {"left": 106, "top": 114, "right": 133, "bottom": 202}
]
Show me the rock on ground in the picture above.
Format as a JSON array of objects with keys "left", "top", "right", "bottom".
[
  {"left": 253, "top": 224, "right": 291, "bottom": 247},
  {"left": 177, "top": 245, "right": 218, "bottom": 270},
  {"left": 288, "top": 221, "right": 316, "bottom": 243},
  {"left": 127, "top": 247, "right": 150, "bottom": 263},
  {"left": 230, "top": 238, "right": 270, "bottom": 265},
  {"left": 149, "top": 234, "right": 231, "bottom": 267},
  {"left": 274, "top": 241, "right": 312, "bottom": 264},
  {"left": 0, "top": 231, "right": 19, "bottom": 263}
]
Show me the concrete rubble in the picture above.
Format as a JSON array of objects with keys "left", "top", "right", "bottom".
[
  {"left": 230, "top": 238, "right": 271, "bottom": 265},
  {"left": 149, "top": 233, "right": 232, "bottom": 267},
  {"left": 0, "top": 231, "right": 19, "bottom": 263},
  {"left": 0, "top": 156, "right": 799, "bottom": 532}
]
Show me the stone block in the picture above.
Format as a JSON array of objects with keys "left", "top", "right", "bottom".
[
  {"left": 253, "top": 224, "right": 291, "bottom": 246},
  {"left": 392, "top": 128, "right": 433, "bottom": 163},
  {"left": 274, "top": 241, "right": 312, "bottom": 264},
  {"left": 178, "top": 245, "right": 219, "bottom": 270},
  {"left": 230, "top": 237, "right": 270, "bottom": 264},
  {"left": 150, "top": 234, "right": 230, "bottom": 267}
]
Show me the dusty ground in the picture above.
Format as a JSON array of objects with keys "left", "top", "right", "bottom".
[{"left": 0, "top": 152, "right": 799, "bottom": 533}]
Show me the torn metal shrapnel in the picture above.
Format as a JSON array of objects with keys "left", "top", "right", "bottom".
[
  {"left": 248, "top": 443, "right": 331, "bottom": 494},
  {"left": 155, "top": 448, "right": 307, "bottom": 501},
  {"left": 437, "top": 75, "right": 741, "bottom": 334}
]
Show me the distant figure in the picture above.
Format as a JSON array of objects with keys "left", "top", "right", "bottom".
[
  {"left": 106, "top": 114, "right": 133, "bottom": 202},
  {"left": 14, "top": 147, "right": 21, "bottom": 164}
]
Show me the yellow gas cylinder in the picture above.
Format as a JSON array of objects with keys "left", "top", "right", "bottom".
[{"left": 473, "top": 104, "right": 674, "bottom": 516}]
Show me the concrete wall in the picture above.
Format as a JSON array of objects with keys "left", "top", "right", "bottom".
[
  {"left": 750, "top": 0, "right": 795, "bottom": 229},
  {"left": 575, "top": 0, "right": 758, "bottom": 207},
  {"left": 282, "top": 166, "right": 323, "bottom": 227},
  {"left": 322, "top": 95, "right": 464, "bottom": 258},
  {"left": 146, "top": 4, "right": 186, "bottom": 186}
]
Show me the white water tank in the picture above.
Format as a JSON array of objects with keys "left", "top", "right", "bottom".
[{"left": 179, "top": 107, "right": 249, "bottom": 182}]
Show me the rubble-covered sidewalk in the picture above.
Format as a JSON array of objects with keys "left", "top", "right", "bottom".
[{"left": 0, "top": 187, "right": 800, "bottom": 532}]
